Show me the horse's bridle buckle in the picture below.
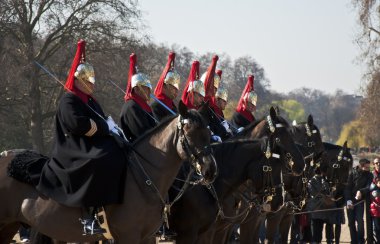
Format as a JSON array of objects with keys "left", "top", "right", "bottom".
[{"left": 263, "top": 165, "right": 272, "bottom": 172}]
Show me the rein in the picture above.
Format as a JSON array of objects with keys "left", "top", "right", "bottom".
[
  {"left": 127, "top": 115, "right": 213, "bottom": 229},
  {"left": 204, "top": 137, "right": 287, "bottom": 223}
]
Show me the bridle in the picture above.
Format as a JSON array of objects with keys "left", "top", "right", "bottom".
[
  {"left": 266, "top": 115, "right": 296, "bottom": 173},
  {"left": 176, "top": 116, "right": 217, "bottom": 184},
  {"left": 128, "top": 114, "right": 215, "bottom": 232},
  {"left": 328, "top": 148, "right": 351, "bottom": 192}
]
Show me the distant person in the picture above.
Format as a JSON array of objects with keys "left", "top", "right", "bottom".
[
  {"left": 373, "top": 158, "right": 380, "bottom": 182},
  {"left": 345, "top": 158, "right": 373, "bottom": 244},
  {"left": 307, "top": 163, "right": 333, "bottom": 243},
  {"left": 370, "top": 176, "right": 380, "bottom": 242}
]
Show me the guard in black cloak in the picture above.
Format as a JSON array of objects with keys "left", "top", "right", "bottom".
[
  {"left": 36, "top": 40, "right": 127, "bottom": 235},
  {"left": 230, "top": 75, "right": 258, "bottom": 130},
  {"left": 151, "top": 52, "right": 181, "bottom": 121},
  {"left": 120, "top": 53, "right": 157, "bottom": 142},
  {"left": 201, "top": 62, "right": 232, "bottom": 141}
]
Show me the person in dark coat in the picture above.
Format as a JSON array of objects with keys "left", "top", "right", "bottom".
[
  {"left": 345, "top": 158, "right": 373, "bottom": 244},
  {"left": 200, "top": 57, "right": 231, "bottom": 141},
  {"left": 120, "top": 53, "right": 157, "bottom": 142},
  {"left": 181, "top": 60, "right": 205, "bottom": 110},
  {"left": 307, "top": 163, "right": 335, "bottom": 243},
  {"left": 36, "top": 40, "right": 127, "bottom": 235},
  {"left": 151, "top": 52, "right": 180, "bottom": 121},
  {"left": 231, "top": 75, "right": 257, "bottom": 130}
]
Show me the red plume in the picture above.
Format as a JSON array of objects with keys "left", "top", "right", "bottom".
[
  {"left": 236, "top": 75, "right": 255, "bottom": 121},
  {"left": 124, "top": 53, "right": 137, "bottom": 100},
  {"left": 154, "top": 52, "right": 175, "bottom": 97},
  {"left": 203, "top": 55, "right": 219, "bottom": 101},
  {"left": 64, "top": 40, "right": 86, "bottom": 91},
  {"left": 182, "top": 61, "right": 200, "bottom": 109}
]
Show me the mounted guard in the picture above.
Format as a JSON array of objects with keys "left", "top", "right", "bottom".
[
  {"left": 231, "top": 75, "right": 258, "bottom": 130},
  {"left": 35, "top": 40, "right": 127, "bottom": 235},
  {"left": 151, "top": 52, "right": 181, "bottom": 121},
  {"left": 120, "top": 53, "right": 157, "bottom": 142},
  {"left": 181, "top": 60, "right": 205, "bottom": 110}
]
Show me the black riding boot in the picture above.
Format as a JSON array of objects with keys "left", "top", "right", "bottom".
[{"left": 80, "top": 207, "right": 106, "bottom": 235}]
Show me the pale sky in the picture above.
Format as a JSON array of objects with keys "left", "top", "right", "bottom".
[{"left": 139, "top": 0, "right": 364, "bottom": 95}]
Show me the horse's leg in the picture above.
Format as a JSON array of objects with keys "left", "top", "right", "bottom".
[
  {"left": 140, "top": 236, "right": 155, "bottom": 244},
  {"left": 239, "top": 212, "right": 265, "bottom": 244},
  {"left": 266, "top": 214, "right": 281, "bottom": 244},
  {"left": 196, "top": 226, "right": 217, "bottom": 244},
  {"left": 174, "top": 228, "right": 199, "bottom": 244},
  {"left": 0, "top": 222, "right": 20, "bottom": 244},
  {"left": 279, "top": 212, "right": 294, "bottom": 244}
]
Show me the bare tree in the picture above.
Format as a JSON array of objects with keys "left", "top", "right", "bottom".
[
  {"left": 353, "top": 0, "right": 380, "bottom": 145},
  {"left": 0, "top": 0, "right": 143, "bottom": 152}
]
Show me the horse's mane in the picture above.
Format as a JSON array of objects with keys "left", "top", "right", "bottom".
[
  {"left": 323, "top": 142, "right": 343, "bottom": 151},
  {"left": 132, "top": 109, "right": 206, "bottom": 145},
  {"left": 232, "top": 117, "right": 266, "bottom": 139}
]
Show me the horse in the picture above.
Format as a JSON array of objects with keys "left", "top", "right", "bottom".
[
  {"left": 264, "top": 115, "right": 325, "bottom": 244},
  {"left": 0, "top": 101, "right": 217, "bottom": 243},
  {"left": 289, "top": 141, "right": 353, "bottom": 244},
  {"left": 169, "top": 107, "right": 305, "bottom": 244},
  {"left": 211, "top": 114, "right": 319, "bottom": 244}
]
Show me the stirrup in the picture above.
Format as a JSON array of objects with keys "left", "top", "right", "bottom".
[{"left": 80, "top": 218, "right": 106, "bottom": 236}]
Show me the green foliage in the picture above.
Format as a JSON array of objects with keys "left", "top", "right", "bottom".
[
  {"left": 336, "top": 120, "right": 367, "bottom": 148},
  {"left": 256, "top": 99, "right": 305, "bottom": 122}
]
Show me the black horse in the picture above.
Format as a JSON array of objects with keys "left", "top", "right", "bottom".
[
  {"left": 264, "top": 115, "right": 325, "bottom": 244},
  {"left": 289, "top": 141, "right": 353, "bottom": 244},
  {"left": 169, "top": 107, "right": 305, "bottom": 244}
]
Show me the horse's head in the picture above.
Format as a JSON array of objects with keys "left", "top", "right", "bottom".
[
  {"left": 260, "top": 107, "right": 305, "bottom": 176},
  {"left": 324, "top": 141, "right": 353, "bottom": 196},
  {"left": 176, "top": 101, "right": 217, "bottom": 184},
  {"left": 291, "top": 115, "right": 324, "bottom": 161}
]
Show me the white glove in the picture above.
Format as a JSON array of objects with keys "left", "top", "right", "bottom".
[
  {"left": 106, "top": 116, "right": 117, "bottom": 132},
  {"left": 346, "top": 200, "right": 353, "bottom": 209},
  {"left": 355, "top": 190, "right": 362, "bottom": 200},
  {"left": 211, "top": 135, "right": 222, "bottom": 143},
  {"left": 237, "top": 127, "right": 244, "bottom": 133},
  {"left": 220, "top": 120, "right": 232, "bottom": 134}
]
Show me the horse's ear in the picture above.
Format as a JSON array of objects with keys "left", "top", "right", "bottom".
[
  {"left": 178, "top": 100, "right": 190, "bottom": 118},
  {"left": 343, "top": 141, "right": 348, "bottom": 149},
  {"left": 307, "top": 114, "right": 314, "bottom": 126},
  {"left": 269, "top": 106, "right": 276, "bottom": 120}
]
